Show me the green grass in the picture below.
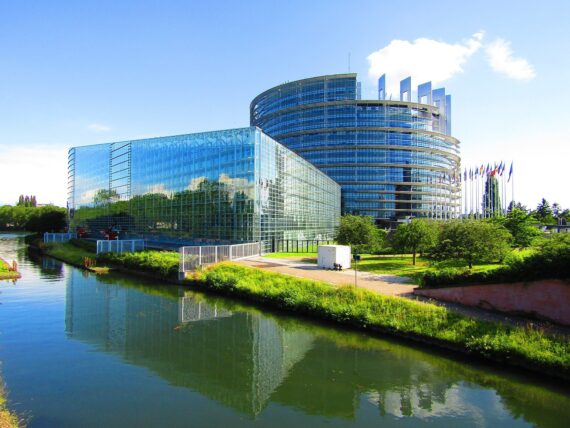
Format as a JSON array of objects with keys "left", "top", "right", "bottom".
[
  {"left": 192, "top": 262, "right": 570, "bottom": 379},
  {"left": 265, "top": 252, "right": 504, "bottom": 284},
  {"left": 44, "top": 242, "right": 99, "bottom": 268},
  {"left": 98, "top": 250, "right": 180, "bottom": 278},
  {"left": 0, "top": 257, "right": 20, "bottom": 280}
]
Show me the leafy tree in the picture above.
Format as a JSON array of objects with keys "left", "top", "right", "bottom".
[
  {"left": 392, "top": 219, "right": 438, "bottom": 265},
  {"left": 507, "top": 201, "right": 528, "bottom": 213},
  {"left": 335, "top": 215, "right": 385, "bottom": 254},
  {"left": 499, "top": 208, "right": 541, "bottom": 248},
  {"left": 534, "top": 198, "right": 555, "bottom": 224},
  {"left": 25, "top": 206, "right": 67, "bottom": 232},
  {"left": 432, "top": 220, "right": 512, "bottom": 268},
  {"left": 93, "top": 189, "right": 119, "bottom": 206}
]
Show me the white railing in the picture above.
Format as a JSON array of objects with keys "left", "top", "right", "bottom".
[
  {"left": 179, "top": 242, "right": 261, "bottom": 272},
  {"left": 44, "top": 232, "right": 77, "bottom": 243},
  {"left": 96, "top": 239, "right": 145, "bottom": 255}
]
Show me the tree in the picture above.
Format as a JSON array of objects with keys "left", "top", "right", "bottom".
[
  {"left": 500, "top": 208, "right": 541, "bottom": 248},
  {"left": 534, "top": 198, "right": 555, "bottom": 224},
  {"left": 25, "top": 206, "right": 67, "bottom": 232},
  {"left": 507, "top": 201, "right": 527, "bottom": 213},
  {"left": 335, "top": 215, "right": 385, "bottom": 254},
  {"left": 482, "top": 175, "right": 501, "bottom": 217},
  {"left": 432, "top": 220, "right": 512, "bottom": 268},
  {"left": 392, "top": 219, "right": 438, "bottom": 265}
]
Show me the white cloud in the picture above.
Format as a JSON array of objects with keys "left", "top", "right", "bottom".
[
  {"left": 485, "top": 38, "right": 536, "bottom": 81},
  {"left": 87, "top": 123, "right": 111, "bottom": 132},
  {"left": 367, "top": 32, "right": 484, "bottom": 97},
  {"left": 0, "top": 145, "right": 68, "bottom": 207}
]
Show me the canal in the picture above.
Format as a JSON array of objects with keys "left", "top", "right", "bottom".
[{"left": 1, "top": 233, "right": 569, "bottom": 427}]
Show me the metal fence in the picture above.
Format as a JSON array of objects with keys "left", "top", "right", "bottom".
[
  {"left": 96, "top": 239, "right": 146, "bottom": 255},
  {"left": 273, "top": 239, "right": 334, "bottom": 253},
  {"left": 44, "top": 232, "right": 77, "bottom": 243},
  {"left": 180, "top": 242, "right": 261, "bottom": 272}
]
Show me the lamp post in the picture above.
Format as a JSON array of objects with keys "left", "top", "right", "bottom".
[{"left": 353, "top": 254, "right": 360, "bottom": 288}]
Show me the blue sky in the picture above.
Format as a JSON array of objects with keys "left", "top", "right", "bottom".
[{"left": 1, "top": 0, "right": 569, "bottom": 209}]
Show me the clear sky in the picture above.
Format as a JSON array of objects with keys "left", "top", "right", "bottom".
[{"left": 1, "top": 0, "right": 568, "bottom": 209}]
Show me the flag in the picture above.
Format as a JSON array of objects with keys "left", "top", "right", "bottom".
[
  {"left": 464, "top": 169, "right": 467, "bottom": 182},
  {"left": 479, "top": 164, "right": 484, "bottom": 174},
  {"left": 508, "top": 162, "right": 514, "bottom": 182}
]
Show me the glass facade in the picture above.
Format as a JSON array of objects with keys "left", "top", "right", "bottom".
[
  {"left": 251, "top": 74, "right": 461, "bottom": 221},
  {"left": 68, "top": 127, "right": 340, "bottom": 251}
]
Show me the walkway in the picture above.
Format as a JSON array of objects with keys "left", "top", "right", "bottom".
[{"left": 238, "top": 256, "right": 416, "bottom": 296}]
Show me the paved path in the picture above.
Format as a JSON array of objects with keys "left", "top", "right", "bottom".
[
  {"left": 238, "top": 256, "right": 570, "bottom": 336},
  {"left": 238, "top": 257, "right": 416, "bottom": 296}
]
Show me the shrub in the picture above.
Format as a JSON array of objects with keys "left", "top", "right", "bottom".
[{"left": 421, "top": 234, "right": 570, "bottom": 288}]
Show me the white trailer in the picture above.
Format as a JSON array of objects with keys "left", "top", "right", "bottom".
[{"left": 317, "top": 245, "right": 351, "bottom": 270}]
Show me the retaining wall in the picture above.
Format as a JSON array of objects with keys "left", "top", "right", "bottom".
[{"left": 415, "top": 279, "right": 570, "bottom": 326}]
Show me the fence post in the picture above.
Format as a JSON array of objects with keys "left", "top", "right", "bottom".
[
  {"left": 199, "top": 246, "right": 202, "bottom": 266},
  {"left": 215, "top": 246, "right": 218, "bottom": 263}
]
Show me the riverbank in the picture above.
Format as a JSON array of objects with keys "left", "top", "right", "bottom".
[
  {"left": 0, "top": 384, "right": 19, "bottom": 428},
  {"left": 0, "top": 257, "right": 20, "bottom": 281},
  {"left": 35, "top": 240, "right": 570, "bottom": 381}
]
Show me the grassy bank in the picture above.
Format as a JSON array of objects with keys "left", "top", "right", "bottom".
[
  {"left": 35, "top": 240, "right": 570, "bottom": 380},
  {"left": 0, "top": 257, "right": 20, "bottom": 280},
  {"left": 0, "top": 384, "right": 19, "bottom": 428},
  {"left": 191, "top": 262, "right": 570, "bottom": 380}
]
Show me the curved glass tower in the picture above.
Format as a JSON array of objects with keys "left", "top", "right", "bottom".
[{"left": 251, "top": 74, "right": 461, "bottom": 223}]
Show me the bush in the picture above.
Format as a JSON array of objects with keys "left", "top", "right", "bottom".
[{"left": 421, "top": 234, "right": 570, "bottom": 288}]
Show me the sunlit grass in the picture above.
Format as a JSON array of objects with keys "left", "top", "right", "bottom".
[{"left": 191, "top": 262, "right": 570, "bottom": 378}]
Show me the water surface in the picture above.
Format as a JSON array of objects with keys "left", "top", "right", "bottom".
[{"left": 0, "top": 234, "right": 569, "bottom": 427}]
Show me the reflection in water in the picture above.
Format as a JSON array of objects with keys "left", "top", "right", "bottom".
[
  {"left": 62, "top": 269, "right": 570, "bottom": 426},
  {"left": 65, "top": 270, "right": 314, "bottom": 416}
]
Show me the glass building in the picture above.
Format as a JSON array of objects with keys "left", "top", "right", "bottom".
[
  {"left": 68, "top": 127, "right": 340, "bottom": 251},
  {"left": 250, "top": 74, "right": 461, "bottom": 223}
]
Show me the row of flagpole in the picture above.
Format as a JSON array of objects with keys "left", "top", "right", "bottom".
[{"left": 460, "top": 161, "right": 514, "bottom": 217}]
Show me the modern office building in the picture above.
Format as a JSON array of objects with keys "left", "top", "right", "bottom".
[
  {"left": 67, "top": 127, "right": 340, "bottom": 251},
  {"left": 251, "top": 73, "right": 461, "bottom": 223}
]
